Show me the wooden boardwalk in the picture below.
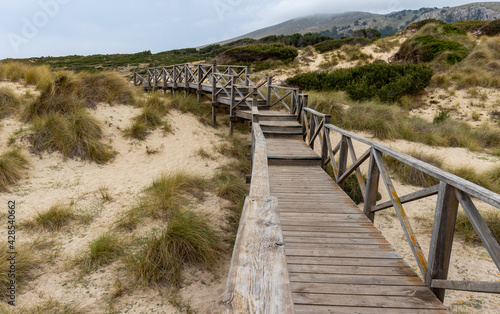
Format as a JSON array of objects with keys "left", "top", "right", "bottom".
[
  {"left": 134, "top": 63, "right": 500, "bottom": 313},
  {"left": 264, "top": 113, "right": 448, "bottom": 313}
]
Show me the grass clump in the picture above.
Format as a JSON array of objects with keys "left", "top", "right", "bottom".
[
  {"left": 117, "top": 172, "right": 206, "bottom": 230},
  {"left": 0, "top": 87, "right": 21, "bottom": 118},
  {"left": 29, "top": 109, "right": 115, "bottom": 164},
  {"left": 0, "top": 147, "right": 29, "bottom": 192},
  {"left": 395, "top": 35, "right": 469, "bottom": 65},
  {"left": 79, "top": 71, "right": 138, "bottom": 106},
  {"left": 313, "top": 37, "right": 371, "bottom": 53},
  {"left": 22, "top": 203, "right": 76, "bottom": 231},
  {"left": 24, "top": 64, "right": 53, "bottom": 91},
  {"left": 384, "top": 150, "right": 442, "bottom": 188},
  {"left": 0, "top": 241, "right": 42, "bottom": 301},
  {"left": 76, "top": 233, "right": 124, "bottom": 273},
  {"left": 455, "top": 210, "right": 500, "bottom": 244},
  {"left": 212, "top": 168, "right": 248, "bottom": 204},
  {"left": 127, "top": 209, "right": 221, "bottom": 287},
  {"left": 169, "top": 94, "right": 212, "bottom": 125}
]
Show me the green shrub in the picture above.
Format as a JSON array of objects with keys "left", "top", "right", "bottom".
[
  {"left": 0, "top": 147, "right": 29, "bottom": 192},
  {"left": 286, "top": 63, "right": 434, "bottom": 102},
  {"left": 433, "top": 110, "right": 450, "bottom": 124},
  {"left": 127, "top": 209, "right": 221, "bottom": 287},
  {"left": 313, "top": 37, "right": 371, "bottom": 53},
  {"left": 0, "top": 87, "right": 20, "bottom": 118},
  {"left": 217, "top": 43, "right": 298, "bottom": 63},
  {"left": 352, "top": 29, "right": 381, "bottom": 39},
  {"left": 29, "top": 109, "right": 115, "bottom": 164},
  {"left": 394, "top": 36, "right": 469, "bottom": 65}
]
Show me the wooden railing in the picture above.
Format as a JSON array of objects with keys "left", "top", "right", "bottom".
[
  {"left": 222, "top": 105, "right": 294, "bottom": 313},
  {"left": 300, "top": 106, "right": 500, "bottom": 301}
]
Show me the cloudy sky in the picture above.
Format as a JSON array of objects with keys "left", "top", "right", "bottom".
[{"left": 0, "top": 0, "right": 490, "bottom": 59}]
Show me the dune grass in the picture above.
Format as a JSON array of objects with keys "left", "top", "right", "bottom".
[
  {"left": 169, "top": 94, "right": 212, "bottom": 125},
  {"left": 124, "top": 92, "right": 171, "bottom": 140},
  {"left": 212, "top": 167, "right": 249, "bottom": 204},
  {"left": 0, "top": 241, "right": 43, "bottom": 301},
  {"left": 21, "top": 203, "right": 76, "bottom": 232},
  {"left": 75, "top": 233, "right": 124, "bottom": 273},
  {"left": 384, "top": 150, "right": 442, "bottom": 188},
  {"left": 126, "top": 209, "right": 221, "bottom": 287},
  {"left": 0, "top": 86, "right": 21, "bottom": 118},
  {"left": 29, "top": 109, "right": 115, "bottom": 164},
  {"left": 117, "top": 172, "right": 206, "bottom": 230},
  {"left": 0, "top": 147, "right": 30, "bottom": 192},
  {"left": 455, "top": 210, "right": 500, "bottom": 244}
]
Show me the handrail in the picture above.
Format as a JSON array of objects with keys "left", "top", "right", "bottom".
[{"left": 222, "top": 106, "right": 294, "bottom": 313}]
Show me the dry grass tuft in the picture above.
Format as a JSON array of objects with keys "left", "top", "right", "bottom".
[
  {"left": 75, "top": 233, "right": 124, "bottom": 273},
  {"left": 126, "top": 209, "right": 221, "bottom": 287},
  {"left": 0, "top": 87, "right": 21, "bottom": 118},
  {"left": 22, "top": 203, "right": 76, "bottom": 232},
  {"left": 384, "top": 150, "right": 442, "bottom": 187},
  {"left": 0, "top": 147, "right": 30, "bottom": 192}
]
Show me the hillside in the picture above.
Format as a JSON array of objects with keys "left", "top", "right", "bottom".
[{"left": 218, "top": 2, "right": 500, "bottom": 43}]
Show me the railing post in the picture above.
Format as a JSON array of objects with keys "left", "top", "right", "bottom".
[
  {"left": 267, "top": 76, "right": 273, "bottom": 107},
  {"left": 363, "top": 148, "right": 380, "bottom": 222},
  {"left": 301, "top": 95, "right": 308, "bottom": 141},
  {"left": 321, "top": 116, "right": 331, "bottom": 170},
  {"left": 425, "top": 182, "right": 459, "bottom": 302},
  {"left": 309, "top": 115, "right": 316, "bottom": 150},
  {"left": 197, "top": 64, "right": 203, "bottom": 102},
  {"left": 172, "top": 66, "right": 177, "bottom": 97},
  {"left": 211, "top": 64, "right": 218, "bottom": 126},
  {"left": 337, "top": 135, "right": 348, "bottom": 189},
  {"left": 184, "top": 65, "right": 189, "bottom": 98},
  {"left": 229, "top": 76, "right": 237, "bottom": 135}
]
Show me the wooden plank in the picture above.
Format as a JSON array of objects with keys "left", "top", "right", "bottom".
[
  {"left": 222, "top": 196, "right": 294, "bottom": 313},
  {"left": 284, "top": 237, "right": 389, "bottom": 245},
  {"left": 289, "top": 273, "right": 424, "bottom": 286},
  {"left": 282, "top": 226, "right": 382, "bottom": 233},
  {"left": 291, "top": 283, "right": 437, "bottom": 297},
  {"left": 279, "top": 212, "right": 368, "bottom": 220},
  {"left": 282, "top": 231, "right": 384, "bottom": 239},
  {"left": 431, "top": 280, "right": 500, "bottom": 293},
  {"left": 286, "top": 248, "right": 403, "bottom": 259},
  {"left": 285, "top": 243, "right": 396, "bottom": 251},
  {"left": 288, "top": 264, "right": 417, "bottom": 276},
  {"left": 287, "top": 256, "right": 407, "bottom": 267},
  {"left": 293, "top": 293, "right": 446, "bottom": 309},
  {"left": 281, "top": 221, "right": 376, "bottom": 228}
]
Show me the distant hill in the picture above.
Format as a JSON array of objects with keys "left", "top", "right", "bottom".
[{"left": 218, "top": 2, "right": 500, "bottom": 43}]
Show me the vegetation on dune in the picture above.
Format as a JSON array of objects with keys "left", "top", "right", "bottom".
[
  {"left": 216, "top": 43, "right": 299, "bottom": 70},
  {"left": 22, "top": 203, "right": 77, "bottom": 231},
  {"left": 478, "top": 19, "right": 500, "bottom": 36},
  {"left": 76, "top": 233, "right": 125, "bottom": 273},
  {"left": 124, "top": 92, "right": 171, "bottom": 140},
  {"left": 313, "top": 37, "right": 372, "bottom": 53},
  {"left": 455, "top": 209, "right": 500, "bottom": 244},
  {"left": 169, "top": 94, "right": 212, "bottom": 125},
  {"left": 384, "top": 151, "right": 442, "bottom": 188},
  {"left": 127, "top": 209, "right": 221, "bottom": 287},
  {"left": 0, "top": 147, "right": 29, "bottom": 192},
  {"left": 287, "top": 63, "right": 433, "bottom": 102},
  {"left": 29, "top": 109, "right": 115, "bottom": 164},
  {"left": 0, "top": 86, "right": 20, "bottom": 118}
]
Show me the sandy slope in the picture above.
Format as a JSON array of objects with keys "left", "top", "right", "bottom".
[{"left": 0, "top": 91, "right": 236, "bottom": 312}]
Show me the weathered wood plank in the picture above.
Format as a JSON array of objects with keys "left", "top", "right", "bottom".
[
  {"left": 287, "top": 256, "right": 408, "bottom": 267},
  {"left": 286, "top": 248, "right": 403, "bottom": 259},
  {"left": 289, "top": 273, "right": 424, "bottom": 286},
  {"left": 249, "top": 123, "right": 270, "bottom": 197},
  {"left": 431, "top": 280, "right": 500, "bottom": 293},
  {"left": 293, "top": 293, "right": 446, "bottom": 309},
  {"left": 222, "top": 196, "right": 294, "bottom": 313},
  {"left": 288, "top": 264, "right": 418, "bottom": 276},
  {"left": 291, "top": 283, "right": 436, "bottom": 297},
  {"left": 295, "top": 305, "right": 449, "bottom": 313}
]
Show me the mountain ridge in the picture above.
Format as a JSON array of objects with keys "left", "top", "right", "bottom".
[{"left": 216, "top": 2, "right": 500, "bottom": 44}]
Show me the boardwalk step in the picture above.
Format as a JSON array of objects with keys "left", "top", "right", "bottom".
[
  {"left": 261, "top": 125, "right": 302, "bottom": 133},
  {"left": 268, "top": 156, "right": 322, "bottom": 167}
]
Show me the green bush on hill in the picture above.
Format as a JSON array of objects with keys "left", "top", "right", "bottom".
[
  {"left": 351, "top": 28, "right": 382, "bottom": 39},
  {"left": 217, "top": 43, "right": 298, "bottom": 63},
  {"left": 395, "top": 35, "right": 469, "bottom": 65},
  {"left": 406, "top": 19, "right": 446, "bottom": 32},
  {"left": 479, "top": 19, "right": 500, "bottom": 36},
  {"left": 313, "top": 37, "right": 371, "bottom": 53},
  {"left": 286, "top": 63, "right": 433, "bottom": 102}
]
